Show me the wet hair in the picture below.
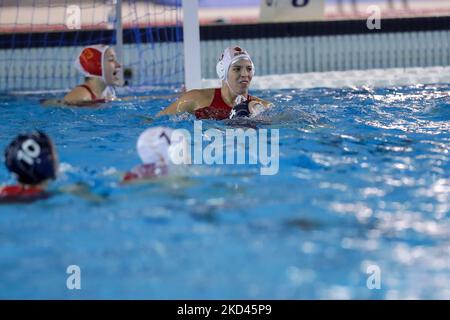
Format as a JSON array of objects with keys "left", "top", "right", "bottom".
[{"left": 4, "top": 131, "right": 57, "bottom": 185}]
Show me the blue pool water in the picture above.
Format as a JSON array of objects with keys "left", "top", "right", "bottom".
[{"left": 0, "top": 83, "right": 449, "bottom": 299}]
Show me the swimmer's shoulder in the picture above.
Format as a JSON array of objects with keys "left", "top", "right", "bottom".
[
  {"left": 41, "top": 86, "right": 92, "bottom": 107},
  {"left": 182, "top": 88, "right": 215, "bottom": 103},
  {"left": 63, "top": 86, "right": 93, "bottom": 104},
  {"left": 158, "top": 88, "right": 215, "bottom": 115},
  {"left": 190, "top": 88, "right": 216, "bottom": 109}
]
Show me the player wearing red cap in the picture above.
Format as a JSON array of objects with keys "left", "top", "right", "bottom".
[{"left": 63, "top": 45, "right": 122, "bottom": 105}]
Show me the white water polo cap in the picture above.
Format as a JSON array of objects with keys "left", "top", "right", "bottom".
[
  {"left": 216, "top": 46, "right": 254, "bottom": 81},
  {"left": 137, "top": 127, "right": 190, "bottom": 166},
  {"left": 74, "top": 44, "right": 109, "bottom": 81}
]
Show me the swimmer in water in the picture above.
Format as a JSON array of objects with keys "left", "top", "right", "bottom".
[
  {"left": 63, "top": 44, "right": 122, "bottom": 105},
  {"left": 157, "top": 46, "right": 272, "bottom": 120},
  {"left": 1, "top": 131, "right": 106, "bottom": 204},
  {"left": 41, "top": 45, "right": 179, "bottom": 107},
  {"left": 0, "top": 131, "right": 58, "bottom": 203},
  {"left": 122, "top": 126, "right": 190, "bottom": 183}
]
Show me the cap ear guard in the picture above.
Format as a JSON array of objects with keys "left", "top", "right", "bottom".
[{"left": 216, "top": 60, "right": 226, "bottom": 81}]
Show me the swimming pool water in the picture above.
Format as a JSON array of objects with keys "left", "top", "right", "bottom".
[{"left": 0, "top": 83, "right": 449, "bottom": 299}]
